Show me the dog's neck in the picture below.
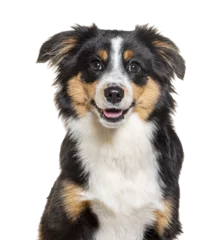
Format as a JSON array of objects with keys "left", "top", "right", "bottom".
[{"left": 67, "top": 112, "right": 156, "bottom": 144}]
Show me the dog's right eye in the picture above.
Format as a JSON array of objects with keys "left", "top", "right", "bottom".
[{"left": 89, "top": 60, "right": 103, "bottom": 71}]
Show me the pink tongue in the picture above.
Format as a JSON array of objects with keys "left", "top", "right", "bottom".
[{"left": 103, "top": 110, "right": 122, "bottom": 118}]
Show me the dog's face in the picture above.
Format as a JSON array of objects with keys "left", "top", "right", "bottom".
[{"left": 37, "top": 25, "right": 185, "bottom": 128}]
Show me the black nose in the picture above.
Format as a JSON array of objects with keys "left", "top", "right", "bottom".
[{"left": 104, "top": 86, "right": 124, "bottom": 104}]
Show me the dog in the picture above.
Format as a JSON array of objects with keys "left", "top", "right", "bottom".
[{"left": 37, "top": 24, "right": 185, "bottom": 240}]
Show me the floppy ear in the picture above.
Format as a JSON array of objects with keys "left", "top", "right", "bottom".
[
  {"left": 152, "top": 36, "right": 186, "bottom": 80},
  {"left": 37, "top": 24, "right": 98, "bottom": 67},
  {"left": 136, "top": 23, "right": 186, "bottom": 80}
]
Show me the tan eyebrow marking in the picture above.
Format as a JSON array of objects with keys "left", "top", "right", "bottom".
[
  {"left": 97, "top": 50, "right": 108, "bottom": 61},
  {"left": 123, "top": 50, "right": 134, "bottom": 60}
]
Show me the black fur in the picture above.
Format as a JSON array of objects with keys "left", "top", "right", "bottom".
[
  {"left": 40, "top": 175, "right": 99, "bottom": 240},
  {"left": 147, "top": 125, "right": 183, "bottom": 239},
  {"left": 59, "top": 134, "right": 89, "bottom": 187},
  {"left": 37, "top": 24, "right": 185, "bottom": 240}
]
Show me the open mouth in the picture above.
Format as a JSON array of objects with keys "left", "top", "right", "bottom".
[{"left": 91, "top": 100, "right": 135, "bottom": 123}]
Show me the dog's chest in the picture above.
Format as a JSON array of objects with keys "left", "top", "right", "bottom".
[
  {"left": 69, "top": 114, "right": 163, "bottom": 240},
  {"left": 88, "top": 151, "right": 162, "bottom": 240},
  {"left": 86, "top": 136, "right": 162, "bottom": 214}
]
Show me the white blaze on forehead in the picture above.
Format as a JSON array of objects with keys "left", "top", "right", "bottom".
[
  {"left": 111, "top": 37, "right": 123, "bottom": 71},
  {"left": 100, "top": 36, "right": 125, "bottom": 85},
  {"left": 94, "top": 36, "right": 133, "bottom": 112}
]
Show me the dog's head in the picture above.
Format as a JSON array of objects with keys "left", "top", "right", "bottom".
[{"left": 37, "top": 24, "right": 185, "bottom": 128}]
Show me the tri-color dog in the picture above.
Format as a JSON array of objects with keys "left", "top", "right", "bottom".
[{"left": 37, "top": 24, "right": 185, "bottom": 240}]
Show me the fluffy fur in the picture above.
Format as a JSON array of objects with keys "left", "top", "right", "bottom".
[{"left": 37, "top": 24, "right": 185, "bottom": 240}]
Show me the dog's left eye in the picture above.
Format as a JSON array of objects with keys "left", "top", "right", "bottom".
[
  {"left": 128, "top": 62, "right": 141, "bottom": 73},
  {"left": 89, "top": 60, "right": 103, "bottom": 71}
]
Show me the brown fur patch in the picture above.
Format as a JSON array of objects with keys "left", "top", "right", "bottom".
[
  {"left": 50, "top": 37, "right": 77, "bottom": 67},
  {"left": 37, "top": 223, "right": 43, "bottom": 240},
  {"left": 132, "top": 77, "right": 160, "bottom": 120},
  {"left": 55, "top": 38, "right": 76, "bottom": 65},
  {"left": 123, "top": 50, "right": 134, "bottom": 60},
  {"left": 152, "top": 40, "right": 178, "bottom": 67},
  {"left": 98, "top": 50, "right": 108, "bottom": 61},
  {"left": 152, "top": 40, "right": 176, "bottom": 51},
  {"left": 60, "top": 38, "right": 77, "bottom": 55},
  {"left": 155, "top": 200, "right": 173, "bottom": 236},
  {"left": 61, "top": 181, "right": 89, "bottom": 221},
  {"left": 67, "top": 73, "right": 97, "bottom": 117}
]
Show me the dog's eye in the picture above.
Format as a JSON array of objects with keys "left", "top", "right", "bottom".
[
  {"left": 128, "top": 62, "right": 140, "bottom": 73},
  {"left": 89, "top": 60, "right": 103, "bottom": 71}
]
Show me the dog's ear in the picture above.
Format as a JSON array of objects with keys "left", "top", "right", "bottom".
[
  {"left": 152, "top": 36, "right": 186, "bottom": 80},
  {"left": 135, "top": 25, "right": 186, "bottom": 80},
  {"left": 37, "top": 24, "right": 98, "bottom": 67}
]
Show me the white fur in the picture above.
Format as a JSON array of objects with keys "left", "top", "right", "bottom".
[
  {"left": 95, "top": 37, "right": 133, "bottom": 111},
  {"left": 67, "top": 112, "right": 163, "bottom": 240}
]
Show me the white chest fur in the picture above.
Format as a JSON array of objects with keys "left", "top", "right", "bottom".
[{"left": 68, "top": 113, "right": 163, "bottom": 240}]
